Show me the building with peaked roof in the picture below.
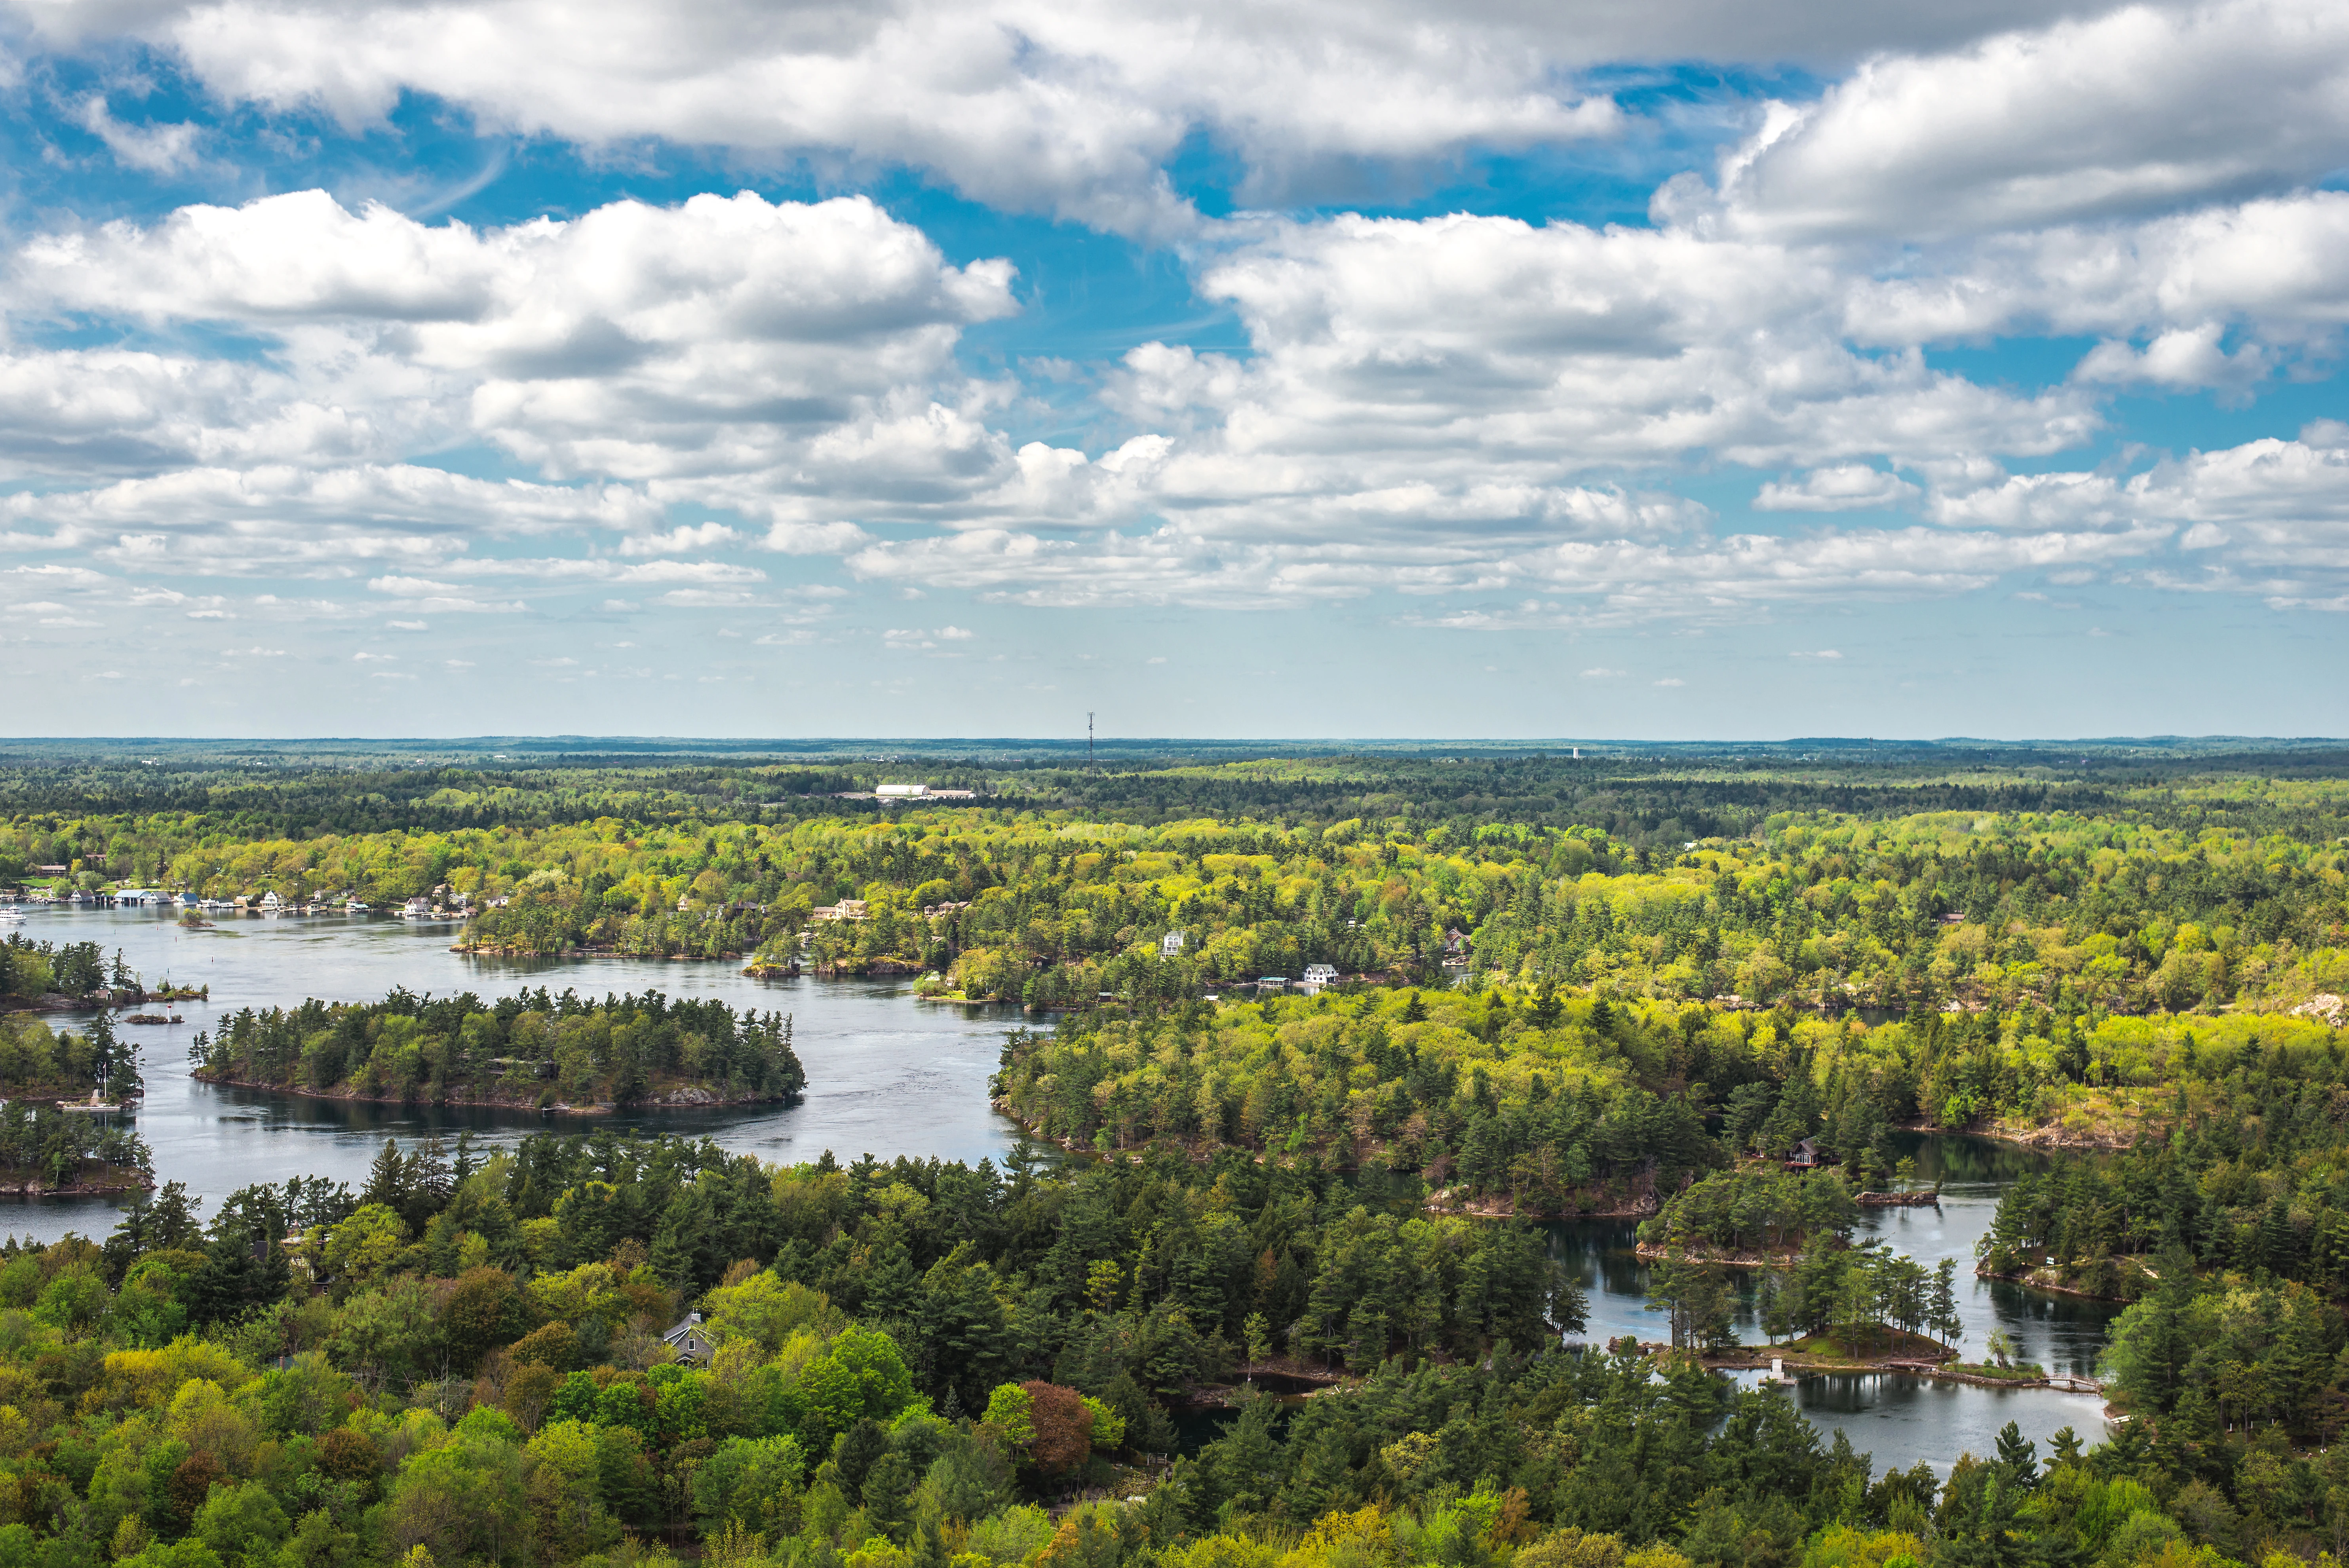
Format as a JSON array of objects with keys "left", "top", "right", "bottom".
[{"left": 663, "top": 1311, "right": 713, "bottom": 1367}]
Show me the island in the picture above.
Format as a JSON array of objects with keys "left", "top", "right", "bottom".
[
  {"left": 188, "top": 986, "right": 806, "bottom": 1110},
  {"left": 0, "top": 1010, "right": 153, "bottom": 1192}
]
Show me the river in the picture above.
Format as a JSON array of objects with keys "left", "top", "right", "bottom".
[{"left": 7, "top": 905, "right": 2115, "bottom": 1475}]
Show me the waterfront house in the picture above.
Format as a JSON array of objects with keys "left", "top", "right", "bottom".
[
  {"left": 811, "top": 899, "right": 869, "bottom": 922},
  {"left": 1300, "top": 963, "right": 1339, "bottom": 992}
]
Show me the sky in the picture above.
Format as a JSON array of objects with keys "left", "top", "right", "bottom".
[{"left": 1, "top": 0, "right": 2346, "bottom": 740}]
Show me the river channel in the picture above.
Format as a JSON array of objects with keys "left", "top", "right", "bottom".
[{"left": 6, "top": 905, "right": 2116, "bottom": 1474}]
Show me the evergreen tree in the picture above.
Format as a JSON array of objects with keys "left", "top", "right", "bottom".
[{"left": 362, "top": 1138, "right": 409, "bottom": 1214}]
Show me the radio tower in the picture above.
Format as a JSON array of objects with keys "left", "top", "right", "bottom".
[{"left": 1088, "top": 712, "right": 1095, "bottom": 771}]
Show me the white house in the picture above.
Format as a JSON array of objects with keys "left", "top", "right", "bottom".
[
  {"left": 1300, "top": 964, "right": 1339, "bottom": 992},
  {"left": 1160, "top": 929, "right": 1186, "bottom": 958},
  {"left": 258, "top": 891, "right": 283, "bottom": 912},
  {"left": 402, "top": 897, "right": 431, "bottom": 918},
  {"left": 811, "top": 899, "right": 869, "bottom": 922}
]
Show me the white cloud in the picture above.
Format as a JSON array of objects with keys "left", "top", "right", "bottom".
[
  {"left": 74, "top": 95, "right": 202, "bottom": 173},
  {"left": 619, "top": 522, "right": 740, "bottom": 556},
  {"left": 1756, "top": 466, "right": 1921, "bottom": 512},
  {"left": 1927, "top": 433, "right": 2349, "bottom": 595},
  {"left": 19, "top": 0, "right": 1650, "bottom": 236},
  {"left": 1706, "top": 0, "right": 2349, "bottom": 241}
]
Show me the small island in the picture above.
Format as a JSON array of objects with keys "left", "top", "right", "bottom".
[
  {"left": 1634, "top": 1165, "right": 2028, "bottom": 1382},
  {"left": 1, "top": 931, "right": 200, "bottom": 1014},
  {"left": 189, "top": 986, "right": 806, "bottom": 1110},
  {"left": 0, "top": 1010, "right": 154, "bottom": 1192}
]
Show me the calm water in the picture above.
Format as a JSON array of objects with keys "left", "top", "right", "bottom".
[
  {"left": 0, "top": 904, "right": 1028, "bottom": 1237},
  {"left": 1551, "top": 1131, "right": 2118, "bottom": 1473},
  {"left": 9, "top": 905, "right": 2113, "bottom": 1473}
]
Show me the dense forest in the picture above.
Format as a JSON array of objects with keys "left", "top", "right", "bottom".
[
  {"left": 0, "top": 935, "right": 135, "bottom": 1002},
  {"left": 188, "top": 990, "right": 807, "bottom": 1110},
  {"left": 5, "top": 766, "right": 2347, "bottom": 1021},
  {"left": 991, "top": 983, "right": 2339, "bottom": 1188},
  {"left": 0, "top": 1120, "right": 2330, "bottom": 1568},
  {"left": 4, "top": 747, "right": 2349, "bottom": 1562}
]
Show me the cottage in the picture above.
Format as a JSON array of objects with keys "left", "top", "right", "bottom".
[
  {"left": 1786, "top": 1138, "right": 1821, "bottom": 1171},
  {"left": 812, "top": 899, "right": 869, "bottom": 922},
  {"left": 662, "top": 1311, "right": 714, "bottom": 1367},
  {"left": 1160, "top": 929, "right": 1186, "bottom": 958},
  {"left": 1299, "top": 963, "right": 1339, "bottom": 993},
  {"left": 259, "top": 891, "right": 283, "bottom": 912},
  {"left": 401, "top": 897, "right": 430, "bottom": 918}
]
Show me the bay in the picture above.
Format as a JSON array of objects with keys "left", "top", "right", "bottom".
[
  {"left": 7, "top": 904, "right": 2119, "bottom": 1474},
  {"left": 1550, "top": 1131, "right": 2120, "bottom": 1473},
  {"left": 0, "top": 904, "right": 1028, "bottom": 1238}
]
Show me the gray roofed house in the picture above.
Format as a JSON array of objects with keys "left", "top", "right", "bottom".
[{"left": 663, "top": 1310, "right": 713, "bottom": 1367}]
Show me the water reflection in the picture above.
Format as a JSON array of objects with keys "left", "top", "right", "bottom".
[
  {"left": 1546, "top": 1129, "right": 2119, "bottom": 1471},
  {"left": 6, "top": 906, "right": 2120, "bottom": 1472},
  {"left": 0, "top": 906, "right": 1031, "bottom": 1241}
]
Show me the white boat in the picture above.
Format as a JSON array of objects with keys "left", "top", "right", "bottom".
[{"left": 0, "top": 909, "right": 23, "bottom": 924}]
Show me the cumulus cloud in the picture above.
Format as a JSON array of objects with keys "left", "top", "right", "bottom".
[
  {"left": 1929, "top": 433, "right": 2349, "bottom": 591},
  {"left": 8, "top": 1, "right": 2349, "bottom": 652},
  {"left": 1705, "top": 0, "right": 2349, "bottom": 241},
  {"left": 1756, "top": 466, "right": 1921, "bottom": 512},
  {"left": 16, "top": 190, "right": 1018, "bottom": 486},
  {"left": 9, "top": 0, "right": 1653, "bottom": 235}
]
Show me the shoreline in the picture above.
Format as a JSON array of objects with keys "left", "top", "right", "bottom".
[
  {"left": 451, "top": 942, "right": 750, "bottom": 962},
  {"left": 190, "top": 1071, "right": 796, "bottom": 1115},
  {"left": 1976, "top": 1263, "right": 2140, "bottom": 1304},
  {"left": 0, "top": 988, "right": 201, "bottom": 1016},
  {"left": 0, "top": 1169, "right": 152, "bottom": 1197}
]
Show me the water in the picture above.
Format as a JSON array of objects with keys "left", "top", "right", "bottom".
[
  {"left": 8, "top": 905, "right": 2115, "bottom": 1474},
  {"left": 0, "top": 905, "right": 1029, "bottom": 1239},
  {"left": 1550, "top": 1131, "right": 2119, "bottom": 1474}
]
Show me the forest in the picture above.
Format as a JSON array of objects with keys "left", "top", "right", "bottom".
[
  {"left": 0, "top": 1118, "right": 2333, "bottom": 1568},
  {"left": 187, "top": 990, "right": 807, "bottom": 1110},
  {"left": 2, "top": 747, "right": 2349, "bottom": 1563},
  {"left": 0, "top": 765, "right": 2339, "bottom": 1023}
]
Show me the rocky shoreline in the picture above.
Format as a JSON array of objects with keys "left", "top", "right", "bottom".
[
  {"left": 190, "top": 1071, "right": 792, "bottom": 1115},
  {"left": 0, "top": 987, "right": 202, "bottom": 1016},
  {"left": 0, "top": 1168, "right": 153, "bottom": 1196}
]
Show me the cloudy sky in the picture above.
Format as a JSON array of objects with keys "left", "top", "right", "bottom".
[{"left": 2, "top": 0, "right": 2345, "bottom": 739}]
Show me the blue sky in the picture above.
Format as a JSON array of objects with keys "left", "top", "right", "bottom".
[{"left": 2, "top": 0, "right": 2345, "bottom": 739}]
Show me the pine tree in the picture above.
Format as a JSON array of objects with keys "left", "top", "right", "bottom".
[{"left": 362, "top": 1138, "right": 408, "bottom": 1214}]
